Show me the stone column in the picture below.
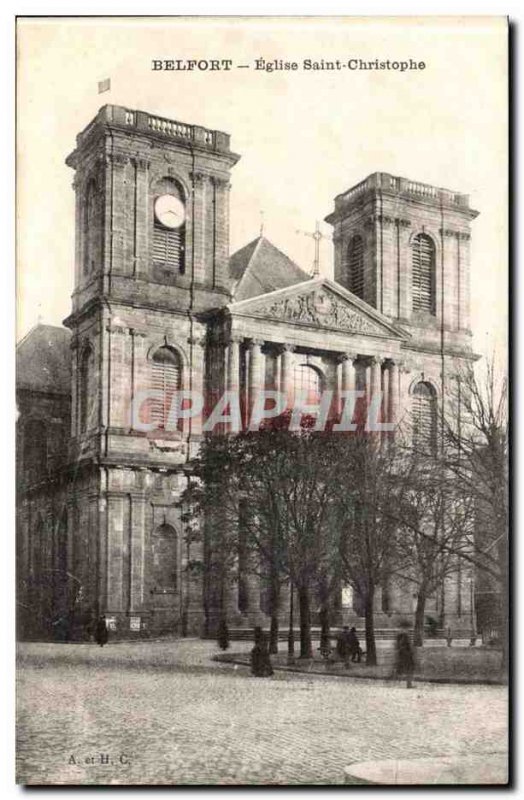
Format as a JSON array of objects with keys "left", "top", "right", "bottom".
[
  {"left": 133, "top": 157, "right": 150, "bottom": 277},
  {"left": 381, "top": 362, "right": 389, "bottom": 436},
  {"left": 399, "top": 362, "right": 412, "bottom": 427},
  {"left": 187, "top": 335, "right": 205, "bottom": 441},
  {"left": 440, "top": 228, "right": 457, "bottom": 331},
  {"left": 70, "top": 338, "right": 79, "bottom": 437},
  {"left": 223, "top": 335, "right": 241, "bottom": 434},
  {"left": 109, "top": 324, "right": 128, "bottom": 428},
  {"left": 72, "top": 175, "right": 82, "bottom": 287},
  {"left": 367, "top": 357, "right": 382, "bottom": 431},
  {"left": 337, "top": 353, "right": 356, "bottom": 419},
  {"left": 106, "top": 494, "right": 125, "bottom": 611},
  {"left": 190, "top": 171, "right": 206, "bottom": 285},
  {"left": 212, "top": 176, "right": 231, "bottom": 292},
  {"left": 248, "top": 339, "right": 264, "bottom": 428},
  {"left": 280, "top": 344, "right": 294, "bottom": 408},
  {"left": 129, "top": 494, "right": 146, "bottom": 610},
  {"left": 110, "top": 153, "right": 128, "bottom": 275},
  {"left": 363, "top": 359, "right": 371, "bottom": 401},
  {"left": 387, "top": 360, "right": 400, "bottom": 428},
  {"left": 369, "top": 357, "right": 382, "bottom": 402},
  {"left": 227, "top": 336, "right": 241, "bottom": 392}
]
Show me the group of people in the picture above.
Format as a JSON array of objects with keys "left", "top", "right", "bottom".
[
  {"left": 90, "top": 616, "right": 415, "bottom": 687},
  {"left": 249, "top": 622, "right": 415, "bottom": 687},
  {"left": 336, "top": 625, "right": 363, "bottom": 666}
]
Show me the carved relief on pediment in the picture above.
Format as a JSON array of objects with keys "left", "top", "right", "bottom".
[{"left": 256, "top": 288, "right": 384, "bottom": 335}]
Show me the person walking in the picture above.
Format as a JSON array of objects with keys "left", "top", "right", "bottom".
[
  {"left": 250, "top": 626, "right": 273, "bottom": 677},
  {"left": 95, "top": 614, "right": 108, "bottom": 647},
  {"left": 395, "top": 622, "right": 415, "bottom": 688},
  {"left": 348, "top": 626, "right": 362, "bottom": 663},
  {"left": 336, "top": 625, "right": 352, "bottom": 668}
]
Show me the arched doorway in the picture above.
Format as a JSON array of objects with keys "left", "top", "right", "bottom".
[
  {"left": 149, "top": 522, "right": 181, "bottom": 633},
  {"left": 151, "top": 523, "right": 178, "bottom": 593}
]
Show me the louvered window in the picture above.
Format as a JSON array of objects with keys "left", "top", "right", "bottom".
[
  {"left": 348, "top": 235, "right": 364, "bottom": 299},
  {"left": 412, "top": 233, "right": 436, "bottom": 314},
  {"left": 150, "top": 346, "right": 182, "bottom": 430},
  {"left": 153, "top": 222, "right": 186, "bottom": 274},
  {"left": 412, "top": 381, "right": 437, "bottom": 453}
]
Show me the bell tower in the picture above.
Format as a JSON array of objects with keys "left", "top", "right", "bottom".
[
  {"left": 64, "top": 105, "right": 241, "bottom": 460},
  {"left": 66, "top": 104, "right": 240, "bottom": 314},
  {"left": 325, "top": 172, "right": 479, "bottom": 354},
  {"left": 59, "top": 105, "right": 241, "bottom": 636}
]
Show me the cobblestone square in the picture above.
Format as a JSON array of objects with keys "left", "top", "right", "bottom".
[{"left": 16, "top": 639, "right": 508, "bottom": 785}]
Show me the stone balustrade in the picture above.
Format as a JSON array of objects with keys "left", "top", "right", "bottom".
[{"left": 333, "top": 172, "right": 470, "bottom": 213}]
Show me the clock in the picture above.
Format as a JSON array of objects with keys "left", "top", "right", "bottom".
[{"left": 154, "top": 194, "right": 186, "bottom": 229}]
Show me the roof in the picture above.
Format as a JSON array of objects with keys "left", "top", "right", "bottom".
[
  {"left": 228, "top": 236, "right": 310, "bottom": 302},
  {"left": 16, "top": 324, "right": 72, "bottom": 395}
]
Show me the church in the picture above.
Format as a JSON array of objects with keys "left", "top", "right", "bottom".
[{"left": 16, "top": 104, "right": 479, "bottom": 640}]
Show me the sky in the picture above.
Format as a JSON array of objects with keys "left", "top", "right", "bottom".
[{"left": 16, "top": 16, "right": 507, "bottom": 362}]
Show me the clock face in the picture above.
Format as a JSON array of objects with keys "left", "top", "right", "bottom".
[{"left": 154, "top": 194, "right": 186, "bottom": 229}]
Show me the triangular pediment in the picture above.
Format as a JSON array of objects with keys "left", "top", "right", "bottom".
[{"left": 228, "top": 278, "right": 410, "bottom": 340}]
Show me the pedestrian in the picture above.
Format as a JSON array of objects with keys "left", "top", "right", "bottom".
[
  {"left": 395, "top": 621, "right": 415, "bottom": 688},
  {"left": 336, "top": 625, "right": 352, "bottom": 668},
  {"left": 95, "top": 614, "right": 108, "bottom": 647},
  {"left": 217, "top": 619, "right": 230, "bottom": 651},
  {"left": 348, "top": 626, "right": 362, "bottom": 663},
  {"left": 250, "top": 626, "right": 273, "bottom": 677}
]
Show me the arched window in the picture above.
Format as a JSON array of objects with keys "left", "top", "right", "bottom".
[
  {"left": 412, "top": 233, "right": 436, "bottom": 314},
  {"left": 83, "top": 180, "right": 99, "bottom": 276},
  {"left": 292, "top": 363, "right": 322, "bottom": 405},
  {"left": 79, "top": 346, "right": 95, "bottom": 432},
  {"left": 347, "top": 235, "right": 365, "bottom": 299},
  {"left": 412, "top": 381, "right": 437, "bottom": 453},
  {"left": 152, "top": 178, "right": 186, "bottom": 274},
  {"left": 150, "top": 346, "right": 183, "bottom": 430},
  {"left": 151, "top": 523, "right": 178, "bottom": 593}
]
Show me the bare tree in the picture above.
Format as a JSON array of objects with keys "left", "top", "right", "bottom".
[
  {"left": 187, "top": 417, "right": 341, "bottom": 658},
  {"left": 331, "top": 433, "right": 403, "bottom": 666},
  {"left": 390, "top": 452, "right": 473, "bottom": 646},
  {"left": 442, "top": 359, "right": 508, "bottom": 666}
]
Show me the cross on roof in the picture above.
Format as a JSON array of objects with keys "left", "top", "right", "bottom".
[{"left": 296, "top": 221, "right": 332, "bottom": 276}]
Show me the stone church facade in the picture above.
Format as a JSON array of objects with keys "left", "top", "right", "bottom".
[{"left": 16, "top": 104, "right": 479, "bottom": 640}]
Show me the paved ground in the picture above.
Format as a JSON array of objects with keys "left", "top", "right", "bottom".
[{"left": 16, "top": 639, "right": 508, "bottom": 785}]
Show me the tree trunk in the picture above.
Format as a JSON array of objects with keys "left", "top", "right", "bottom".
[
  {"left": 498, "top": 540, "right": 509, "bottom": 677},
  {"left": 298, "top": 584, "right": 313, "bottom": 659},
  {"left": 268, "top": 574, "right": 280, "bottom": 654},
  {"left": 364, "top": 590, "right": 377, "bottom": 666},
  {"left": 319, "top": 604, "right": 331, "bottom": 656},
  {"left": 269, "top": 615, "right": 279, "bottom": 655},
  {"left": 500, "top": 577, "right": 509, "bottom": 677},
  {"left": 287, "top": 582, "right": 295, "bottom": 659},
  {"left": 413, "top": 590, "right": 426, "bottom": 647}
]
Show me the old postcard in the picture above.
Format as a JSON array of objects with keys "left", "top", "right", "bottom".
[{"left": 16, "top": 15, "right": 508, "bottom": 786}]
